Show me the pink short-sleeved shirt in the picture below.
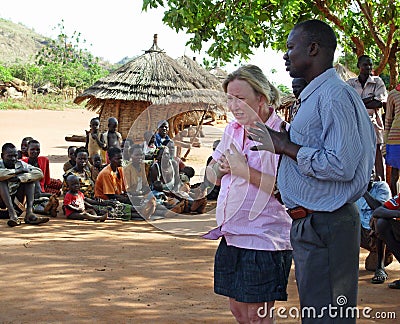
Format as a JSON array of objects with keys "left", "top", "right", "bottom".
[{"left": 212, "top": 109, "right": 292, "bottom": 251}]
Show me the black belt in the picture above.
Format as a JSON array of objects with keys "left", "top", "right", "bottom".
[{"left": 287, "top": 206, "right": 314, "bottom": 220}]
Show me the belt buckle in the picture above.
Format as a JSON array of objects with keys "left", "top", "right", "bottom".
[{"left": 289, "top": 207, "right": 307, "bottom": 220}]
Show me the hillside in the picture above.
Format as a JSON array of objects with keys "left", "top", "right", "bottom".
[
  {"left": 0, "top": 18, "right": 49, "bottom": 65},
  {"left": 0, "top": 18, "right": 117, "bottom": 70}
]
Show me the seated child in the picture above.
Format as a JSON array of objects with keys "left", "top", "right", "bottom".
[
  {"left": 63, "top": 146, "right": 77, "bottom": 172},
  {"left": 64, "top": 174, "right": 107, "bottom": 222},
  {"left": 151, "top": 180, "right": 171, "bottom": 206},
  {"left": 177, "top": 174, "right": 207, "bottom": 214},
  {"left": 143, "top": 130, "right": 157, "bottom": 160},
  {"left": 150, "top": 180, "right": 186, "bottom": 215},
  {"left": 90, "top": 153, "right": 105, "bottom": 182},
  {"left": 18, "top": 136, "right": 34, "bottom": 160}
]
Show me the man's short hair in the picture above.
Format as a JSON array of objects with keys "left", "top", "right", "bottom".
[
  {"left": 2, "top": 143, "right": 16, "bottom": 153},
  {"left": 27, "top": 139, "right": 40, "bottom": 147},
  {"left": 294, "top": 19, "right": 337, "bottom": 52},
  {"left": 357, "top": 54, "right": 371, "bottom": 68},
  {"left": 107, "top": 146, "right": 122, "bottom": 158}
]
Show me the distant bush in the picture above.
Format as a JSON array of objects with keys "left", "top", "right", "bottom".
[{"left": 0, "top": 65, "right": 13, "bottom": 83}]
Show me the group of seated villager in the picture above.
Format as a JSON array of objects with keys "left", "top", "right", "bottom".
[{"left": 0, "top": 117, "right": 218, "bottom": 227}]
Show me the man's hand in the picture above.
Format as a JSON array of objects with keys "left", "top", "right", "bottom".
[
  {"left": 248, "top": 121, "right": 289, "bottom": 154},
  {"left": 248, "top": 121, "right": 301, "bottom": 161},
  {"left": 15, "top": 165, "right": 30, "bottom": 174}
]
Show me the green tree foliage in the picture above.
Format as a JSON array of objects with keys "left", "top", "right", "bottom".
[
  {"left": 143, "top": 0, "right": 399, "bottom": 89},
  {"left": 0, "top": 65, "right": 13, "bottom": 83},
  {"left": 9, "top": 63, "right": 44, "bottom": 87},
  {"left": 35, "top": 20, "right": 108, "bottom": 89}
]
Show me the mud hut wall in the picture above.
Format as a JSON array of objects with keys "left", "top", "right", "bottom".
[
  {"left": 98, "top": 100, "right": 120, "bottom": 135},
  {"left": 119, "top": 100, "right": 151, "bottom": 141},
  {"left": 98, "top": 100, "right": 151, "bottom": 140}
]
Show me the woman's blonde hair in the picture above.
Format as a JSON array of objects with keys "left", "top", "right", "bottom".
[{"left": 222, "top": 64, "right": 281, "bottom": 108}]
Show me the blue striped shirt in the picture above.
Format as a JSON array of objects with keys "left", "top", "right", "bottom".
[{"left": 278, "top": 68, "right": 376, "bottom": 211}]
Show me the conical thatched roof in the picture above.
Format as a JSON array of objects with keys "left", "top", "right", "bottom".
[
  {"left": 176, "top": 56, "right": 222, "bottom": 90},
  {"left": 334, "top": 63, "right": 357, "bottom": 81},
  {"left": 74, "top": 35, "right": 213, "bottom": 110},
  {"left": 209, "top": 66, "right": 228, "bottom": 83}
]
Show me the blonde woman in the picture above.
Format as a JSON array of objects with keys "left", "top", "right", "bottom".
[{"left": 205, "top": 65, "right": 292, "bottom": 323}]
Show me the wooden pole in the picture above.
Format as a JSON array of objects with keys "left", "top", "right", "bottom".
[{"left": 182, "top": 109, "right": 207, "bottom": 161}]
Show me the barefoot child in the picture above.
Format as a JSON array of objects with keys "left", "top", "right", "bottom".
[
  {"left": 85, "top": 117, "right": 105, "bottom": 163},
  {"left": 101, "top": 117, "right": 122, "bottom": 163},
  {"left": 64, "top": 174, "right": 107, "bottom": 222}
]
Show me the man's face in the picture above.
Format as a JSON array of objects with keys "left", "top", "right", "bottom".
[
  {"left": 110, "top": 153, "right": 123, "bottom": 167},
  {"left": 283, "top": 28, "right": 310, "bottom": 79},
  {"left": 359, "top": 58, "right": 373, "bottom": 76},
  {"left": 158, "top": 123, "right": 169, "bottom": 137},
  {"left": 2, "top": 147, "right": 18, "bottom": 169},
  {"left": 292, "top": 79, "right": 307, "bottom": 98},
  {"left": 28, "top": 143, "right": 40, "bottom": 159}
]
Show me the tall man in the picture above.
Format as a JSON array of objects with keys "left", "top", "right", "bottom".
[
  {"left": 248, "top": 20, "right": 375, "bottom": 323},
  {"left": 347, "top": 55, "right": 387, "bottom": 181}
]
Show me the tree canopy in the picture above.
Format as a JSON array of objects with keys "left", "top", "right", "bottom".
[
  {"left": 35, "top": 20, "right": 108, "bottom": 89},
  {"left": 143, "top": 0, "right": 399, "bottom": 89}
]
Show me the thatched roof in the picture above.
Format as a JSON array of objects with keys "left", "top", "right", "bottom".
[
  {"left": 209, "top": 66, "right": 228, "bottom": 83},
  {"left": 176, "top": 56, "right": 222, "bottom": 90},
  {"left": 334, "top": 63, "right": 357, "bottom": 81},
  {"left": 74, "top": 35, "right": 215, "bottom": 110}
]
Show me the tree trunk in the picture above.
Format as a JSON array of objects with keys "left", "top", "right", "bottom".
[{"left": 387, "top": 41, "right": 399, "bottom": 91}]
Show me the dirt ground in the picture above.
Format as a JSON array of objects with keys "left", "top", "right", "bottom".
[{"left": 0, "top": 108, "right": 399, "bottom": 323}]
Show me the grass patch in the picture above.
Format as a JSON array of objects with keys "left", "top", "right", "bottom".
[{"left": 0, "top": 95, "right": 85, "bottom": 111}]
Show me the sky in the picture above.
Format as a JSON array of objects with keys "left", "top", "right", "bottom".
[{"left": 0, "top": 0, "right": 292, "bottom": 87}]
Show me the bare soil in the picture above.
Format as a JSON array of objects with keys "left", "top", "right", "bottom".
[{"left": 0, "top": 109, "right": 399, "bottom": 323}]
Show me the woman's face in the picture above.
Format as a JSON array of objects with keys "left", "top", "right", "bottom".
[
  {"left": 227, "top": 79, "right": 264, "bottom": 126},
  {"left": 76, "top": 152, "right": 88, "bottom": 169}
]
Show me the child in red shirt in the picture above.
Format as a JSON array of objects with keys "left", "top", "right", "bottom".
[{"left": 64, "top": 175, "right": 107, "bottom": 222}]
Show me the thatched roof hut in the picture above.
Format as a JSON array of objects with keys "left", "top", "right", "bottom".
[
  {"left": 209, "top": 66, "right": 228, "bottom": 83},
  {"left": 74, "top": 34, "right": 225, "bottom": 140},
  {"left": 334, "top": 63, "right": 357, "bottom": 81},
  {"left": 176, "top": 56, "right": 222, "bottom": 90}
]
